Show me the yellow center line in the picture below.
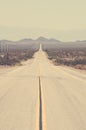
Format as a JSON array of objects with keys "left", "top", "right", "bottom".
[
  {"left": 35, "top": 91, "right": 39, "bottom": 130},
  {"left": 35, "top": 77, "right": 47, "bottom": 130},
  {"left": 41, "top": 84, "right": 47, "bottom": 130}
]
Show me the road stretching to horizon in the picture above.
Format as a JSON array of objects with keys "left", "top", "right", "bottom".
[{"left": 0, "top": 45, "right": 86, "bottom": 130}]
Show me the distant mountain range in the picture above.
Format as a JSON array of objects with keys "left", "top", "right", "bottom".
[
  {"left": 0, "top": 36, "right": 86, "bottom": 43},
  {"left": 0, "top": 37, "right": 86, "bottom": 50},
  {"left": 0, "top": 37, "right": 61, "bottom": 44},
  {"left": 36, "top": 36, "right": 61, "bottom": 42}
]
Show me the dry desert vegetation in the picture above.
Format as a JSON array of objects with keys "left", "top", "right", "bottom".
[{"left": 45, "top": 48, "right": 86, "bottom": 70}]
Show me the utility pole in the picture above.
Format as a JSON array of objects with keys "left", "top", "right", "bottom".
[
  {"left": 0, "top": 43, "right": 1, "bottom": 52},
  {"left": 6, "top": 43, "right": 9, "bottom": 66},
  {"left": 0, "top": 42, "right": 4, "bottom": 65}
]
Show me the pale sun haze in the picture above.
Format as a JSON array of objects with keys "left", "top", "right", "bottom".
[{"left": 0, "top": 0, "right": 86, "bottom": 41}]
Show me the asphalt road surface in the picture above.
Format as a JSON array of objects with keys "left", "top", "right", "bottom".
[{"left": 0, "top": 46, "right": 86, "bottom": 130}]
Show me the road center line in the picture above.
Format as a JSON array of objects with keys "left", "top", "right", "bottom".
[
  {"left": 39, "top": 76, "right": 42, "bottom": 130},
  {"left": 35, "top": 76, "right": 47, "bottom": 130},
  {"left": 39, "top": 76, "right": 47, "bottom": 130}
]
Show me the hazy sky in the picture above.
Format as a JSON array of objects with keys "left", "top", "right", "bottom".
[{"left": 0, "top": 0, "right": 86, "bottom": 41}]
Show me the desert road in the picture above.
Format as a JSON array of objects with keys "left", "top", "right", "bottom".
[{"left": 0, "top": 45, "right": 86, "bottom": 130}]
